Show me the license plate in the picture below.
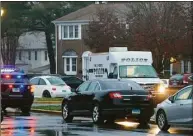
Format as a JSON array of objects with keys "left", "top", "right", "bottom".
[
  {"left": 62, "top": 90, "right": 66, "bottom": 92},
  {"left": 12, "top": 88, "right": 20, "bottom": 92},
  {"left": 172, "top": 82, "right": 177, "bottom": 86},
  {"left": 132, "top": 109, "right": 140, "bottom": 115}
]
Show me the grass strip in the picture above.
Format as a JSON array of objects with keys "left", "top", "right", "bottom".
[
  {"left": 34, "top": 98, "right": 63, "bottom": 102},
  {"left": 32, "top": 105, "right": 61, "bottom": 111}
]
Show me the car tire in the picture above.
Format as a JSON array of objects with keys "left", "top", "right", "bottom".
[
  {"left": 62, "top": 102, "right": 73, "bottom": 123},
  {"left": 21, "top": 106, "right": 31, "bottom": 114},
  {"left": 156, "top": 110, "right": 170, "bottom": 131},
  {"left": 42, "top": 90, "right": 51, "bottom": 98},
  {"left": 92, "top": 104, "right": 104, "bottom": 124}
]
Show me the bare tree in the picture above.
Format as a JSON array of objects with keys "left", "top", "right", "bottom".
[
  {"left": 84, "top": 6, "right": 131, "bottom": 52},
  {"left": 127, "top": 2, "right": 191, "bottom": 73}
]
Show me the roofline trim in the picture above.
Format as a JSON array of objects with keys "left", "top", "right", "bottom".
[{"left": 52, "top": 20, "right": 90, "bottom": 24}]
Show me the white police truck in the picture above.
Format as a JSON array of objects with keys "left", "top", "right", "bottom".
[{"left": 82, "top": 47, "right": 167, "bottom": 104}]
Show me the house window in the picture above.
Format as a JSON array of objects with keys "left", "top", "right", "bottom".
[
  {"left": 63, "top": 50, "right": 78, "bottom": 75},
  {"left": 184, "top": 60, "right": 189, "bottom": 73},
  {"left": 35, "top": 51, "right": 37, "bottom": 60},
  {"left": 72, "top": 58, "right": 77, "bottom": 71},
  {"left": 28, "top": 51, "right": 31, "bottom": 60},
  {"left": 62, "top": 25, "right": 81, "bottom": 40},
  {"left": 19, "top": 51, "right": 22, "bottom": 60},
  {"left": 64, "top": 58, "right": 77, "bottom": 75},
  {"left": 45, "top": 51, "right": 48, "bottom": 61},
  {"left": 66, "top": 58, "right": 70, "bottom": 71}
]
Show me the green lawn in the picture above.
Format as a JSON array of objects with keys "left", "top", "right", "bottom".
[{"left": 32, "top": 105, "right": 61, "bottom": 111}]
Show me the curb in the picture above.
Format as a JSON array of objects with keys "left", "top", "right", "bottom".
[{"left": 31, "top": 109, "right": 61, "bottom": 115}]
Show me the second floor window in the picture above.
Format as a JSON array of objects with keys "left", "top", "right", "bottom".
[
  {"left": 35, "top": 51, "right": 37, "bottom": 60},
  {"left": 62, "top": 25, "right": 81, "bottom": 40},
  {"left": 45, "top": 51, "right": 47, "bottom": 61},
  {"left": 28, "top": 51, "right": 31, "bottom": 60}
]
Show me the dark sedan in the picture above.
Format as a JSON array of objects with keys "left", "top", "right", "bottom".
[
  {"left": 61, "top": 76, "right": 84, "bottom": 91},
  {"left": 61, "top": 79, "right": 154, "bottom": 124}
]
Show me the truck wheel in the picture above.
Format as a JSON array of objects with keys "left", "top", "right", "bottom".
[{"left": 92, "top": 104, "right": 104, "bottom": 124}]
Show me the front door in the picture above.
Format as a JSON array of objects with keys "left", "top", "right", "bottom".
[
  {"left": 70, "top": 81, "right": 91, "bottom": 112},
  {"left": 166, "top": 86, "right": 192, "bottom": 124}
]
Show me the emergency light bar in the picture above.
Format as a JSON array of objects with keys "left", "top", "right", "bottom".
[{"left": 0, "top": 65, "right": 20, "bottom": 73}]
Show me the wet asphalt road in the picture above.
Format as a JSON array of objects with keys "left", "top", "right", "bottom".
[{"left": 1, "top": 112, "right": 193, "bottom": 136}]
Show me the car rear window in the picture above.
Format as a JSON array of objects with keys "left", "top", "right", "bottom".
[
  {"left": 46, "top": 77, "right": 66, "bottom": 85},
  {"left": 1, "top": 74, "right": 29, "bottom": 84},
  {"left": 100, "top": 81, "right": 144, "bottom": 90}
]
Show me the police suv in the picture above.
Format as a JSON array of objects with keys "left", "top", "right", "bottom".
[{"left": 1, "top": 66, "right": 34, "bottom": 114}]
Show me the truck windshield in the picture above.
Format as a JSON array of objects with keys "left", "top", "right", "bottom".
[{"left": 119, "top": 65, "right": 158, "bottom": 78}]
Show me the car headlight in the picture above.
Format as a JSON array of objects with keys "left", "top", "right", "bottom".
[{"left": 158, "top": 83, "right": 166, "bottom": 93}]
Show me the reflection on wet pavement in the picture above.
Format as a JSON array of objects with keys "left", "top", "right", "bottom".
[{"left": 1, "top": 112, "right": 192, "bottom": 136}]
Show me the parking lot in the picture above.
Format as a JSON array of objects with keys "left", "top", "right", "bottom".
[{"left": 1, "top": 111, "right": 192, "bottom": 136}]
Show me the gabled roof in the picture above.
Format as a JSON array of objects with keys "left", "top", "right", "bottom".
[{"left": 52, "top": 3, "right": 128, "bottom": 24}]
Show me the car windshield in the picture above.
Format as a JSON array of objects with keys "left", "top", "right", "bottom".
[
  {"left": 119, "top": 65, "right": 158, "bottom": 78},
  {"left": 101, "top": 81, "right": 144, "bottom": 90},
  {"left": 170, "top": 74, "right": 183, "bottom": 80},
  {"left": 0, "top": 74, "right": 29, "bottom": 84},
  {"left": 46, "top": 77, "right": 66, "bottom": 85}
]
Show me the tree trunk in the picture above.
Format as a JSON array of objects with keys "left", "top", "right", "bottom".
[
  {"left": 191, "top": 2, "right": 193, "bottom": 73},
  {"left": 45, "top": 31, "right": 56, "bottom": 74},
  {"left": 1, "top": 36, "right": 18, "bottom": 65}
]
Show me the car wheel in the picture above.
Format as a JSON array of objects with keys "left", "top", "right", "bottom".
[
  {"left": 42, "top": 90, "right": 51, "bottom": 98},
  {"left": 92, "top": 104, "right": 104, "bottom": 124},
  {"left": 62, "top": 102, "right": 73, "bottom": 122},
  {"left": 156, "top": 110, "right": 170, "bottom": 131},
  {"left": 21, "top": 106, "right": 31, "bottom": 114}
]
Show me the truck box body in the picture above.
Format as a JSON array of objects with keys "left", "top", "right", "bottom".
[{"left": 82, "top": 48, "right": 166, "bottom": 105}]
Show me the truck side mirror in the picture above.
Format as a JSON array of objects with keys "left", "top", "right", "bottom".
[{"left": 108, "top": 73, "right": 114, "bottom": 78}]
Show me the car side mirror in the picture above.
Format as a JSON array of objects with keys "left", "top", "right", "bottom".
[
  {"left": 169, "top": 96, "right": 174, "bottom": 103},
  {"left": 108, "top": 73, "right": 114, "bottom": 78}
]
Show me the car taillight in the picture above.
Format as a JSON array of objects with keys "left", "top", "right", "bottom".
[
  {"left": 29, "top": 85, "right": 35, "bottom": 93},
  {"left": 5, "top": 75, "right": 11, "bottom": 79},
  {"left": 147, "top": 94, "right": 152, "bottom": 100},
  {"left": 109, "top": 92, "right": 122, "bottom": 99},
  {"left": 52, "top": 87, "right": 56, "bottom": 91},
  {"left": 9, "top": 85, "right": 13, "bottom": 88}
]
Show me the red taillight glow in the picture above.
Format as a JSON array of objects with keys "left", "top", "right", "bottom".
[
  {"left": 9, "top": 85, "right": 13, "bottom": 88},
  {"left": 147, "top": 94, "right": 152, "bottom": 100},
  {"left": 30, "top": 85, "right": 35, "bottom": 93},
  {"left": 52, "top": 87, "right": 56, "bottom": 91},
  {"left": 109, "top": 92, "right": 123, "bottom": 99},
  {"left": 5, "top": 75, "right": 11, "bottom": 79}
]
